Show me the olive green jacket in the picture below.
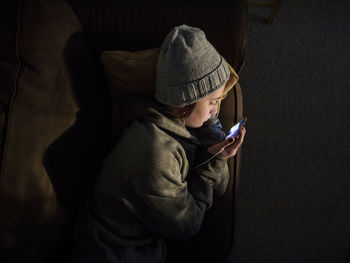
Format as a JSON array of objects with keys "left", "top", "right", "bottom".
[{"left": 72, "top": 98, "right": 229, "bottom": 263}]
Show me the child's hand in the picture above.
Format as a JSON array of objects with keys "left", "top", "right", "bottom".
[{"left": 207, "top": 127, "right": 246, "bottom": 159}]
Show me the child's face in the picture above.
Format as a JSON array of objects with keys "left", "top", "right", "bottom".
[{"left": 184, "top": 85, "right": 225, "bottom": 128}]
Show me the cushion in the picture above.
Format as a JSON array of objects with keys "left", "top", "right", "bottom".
[{"left": 100, "top": 48, "right": 159, "bottom": 96}]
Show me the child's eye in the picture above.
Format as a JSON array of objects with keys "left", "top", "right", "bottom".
[{"left": 210, "top": 100, "right": 219, "bottom": 106}]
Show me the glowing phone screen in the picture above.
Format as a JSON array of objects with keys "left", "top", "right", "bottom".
[{"left": 225, "top": 119, "right": 245, "bottom": 139}]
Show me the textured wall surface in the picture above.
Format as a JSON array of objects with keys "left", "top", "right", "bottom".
[{"left": 230, "top": 1, "right": 350, "bottom": 262}]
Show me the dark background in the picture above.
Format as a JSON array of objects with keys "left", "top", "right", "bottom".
[{"left": 230, "top": 1, "right": 350, "bottom": 262}]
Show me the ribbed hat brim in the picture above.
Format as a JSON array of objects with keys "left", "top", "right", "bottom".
[{"left": 156, "top": 57, "right": 231, "bottom": 106}]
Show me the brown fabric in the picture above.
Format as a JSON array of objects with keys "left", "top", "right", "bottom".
[
  {"left": 100, "top": 48, "right": 159, "bottom": 137},
  {"left": 0, "top": 1, "right": 19, "bottom": 161},
  {"left": 0, "top": 1, "right": 108, "bottom": 262},
  {"left": 69, "top": 0, "right": 247, "bottom": 73},
  {"left": 100, "top": 48, "right": 159, "bottom": 96}
]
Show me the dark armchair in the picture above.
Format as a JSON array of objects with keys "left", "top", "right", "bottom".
[{"left": 0, "top": 0, "right": 247, "bottom": 262}]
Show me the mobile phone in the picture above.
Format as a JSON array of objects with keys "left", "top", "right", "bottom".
[{"left": 225, "top": 118, "right": 247, "bottom": 139}]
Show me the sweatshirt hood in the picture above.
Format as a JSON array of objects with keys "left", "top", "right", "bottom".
[{"left": 117, "top": 94, "right": 199, "bottom": 143}]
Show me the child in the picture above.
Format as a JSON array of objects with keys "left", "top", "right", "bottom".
[{"left": 72, "top": 24, "right": 246, "bottom": 263}]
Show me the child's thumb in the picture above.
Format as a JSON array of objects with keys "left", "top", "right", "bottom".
[{"left": 221, "top": 137, "right": 235, "bottom": 148}]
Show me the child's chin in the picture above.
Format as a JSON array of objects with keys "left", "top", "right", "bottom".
[{"left": 193, "top": 122, "right": 204, "bottom": 128}]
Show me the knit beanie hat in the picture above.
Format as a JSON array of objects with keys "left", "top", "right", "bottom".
[{"left": 155, "top": 24, "right": 231, "bottom": 106}]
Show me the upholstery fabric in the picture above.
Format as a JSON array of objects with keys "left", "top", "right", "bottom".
[
  {"left": 0, "top": 1, "right": 108, "bottom": 262},
  {"left": 100, "top": 48, "right": 158, "bottom": 137},
  {"left": 69, "top": 0, "right": 247, "bottom": 73},
  {"left": 100, "top": 48, "right": 159, "bottom": 96},
  {"left": 0, "top": 1, "right": 18, "bottom": 163}
]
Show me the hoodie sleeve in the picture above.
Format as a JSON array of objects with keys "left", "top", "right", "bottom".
[
  {"left": 190, "top": 118, "right": 230, "bottom": 197},
  {"left": 189, "top": 151, "right": 230, "bottom": 205},
  {"left": 125, "top": 145, "right": 208, "bottom": 240},
  {"left": 125, "top": 145, "right": 228, "bottom": 241}
]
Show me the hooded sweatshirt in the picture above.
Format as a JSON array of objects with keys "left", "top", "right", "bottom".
[{"left": 72, "top": 97, "right": 229, "bottom": 263}]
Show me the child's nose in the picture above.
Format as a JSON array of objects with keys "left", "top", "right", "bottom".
[{"left": 210, "top": 105, "right": 218, "bottom": 115}]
